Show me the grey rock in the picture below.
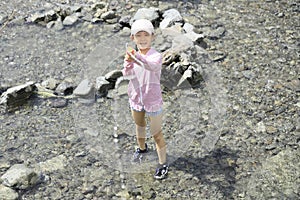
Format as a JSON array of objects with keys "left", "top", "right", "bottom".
[
  {"left": 161, "top": 24, "right": 183, "bottom": 38},
  {"left": 1, "top": 164, "right": 39, "bottom": 190},
  {"left": 208, "top": 26, "right": 226, "bottom": 40},
  {"left": 209, "top": 50, "right": 227, "bottom": 62},
  {"left": 104, "top": 69, "right": 123, "bottom": 82},
  {"left": 284, "top": 79, "right": 300, "bottom": 92},
  {"left": 41, "top": 78, "right": 58, "bottom": 90},
  {"left": 34, "top": 155, "right": 67, "bottom": 173},
  {"left": 0, "top": 185, "right": 18, "bottom": 200},
  {"left": 160, "top": 9, "right": 183, "bottom": 29},
  {"left": 119, "top": 15, "right": 131, "bottom": 27},
  {"left": 73, "top": 79, "right": 95, "bottom": 103},
  {"left": 73, "top": 79, "right": 94, "bottom": 97},
  {"left": 28, "top": 9, "right": 58, "bottom": 25},
  {"left": 0, "top": 13, "right": 8, "bottom": 25},
  {"left": 53, "top": 18, "right": 64, "bottom": 31},
  {"left": 49, "top": 98, "right": 68, "bottom": 108},
  {"left": 63, "top": 15, "right": 78, "bottom": 26},
  {"left": 184, "top": 31, "right": 204, "bottom": 43},
  {"left": 81, "top": 13, "right": 93, "bottom": 22},
  {"left": 115, "top": 77, "right": 129, "bottom": 97},
  {"left": 91, "top": 2, "right": 107, "bottom": 11},
  {"left": 0, "top": 81, "right": 35, "bottom": 108},
  {"left": 55, "top": 78, "right": 74, "bottom": 95},
  {"left": 70, "top": 5, "right": 82, "bottom": 13},
  {"left": 177, "top": 69, "right": 193, "bottom": 88},
  {"left": 131, "top": 7, "right": 160, "bottom": 25},
  {"left": 183, "top": 22, "right": 194, "bottom": 33},
  {"left": 242, "top": 70, "right": 256, "bottom": 79},
  {"left": 100, "top": 11, "right": 116, "bottom": 21},
  {"left": 95, "top": 76, "right": 113, "bottom": 96},
  {"left": 171, "top": 34, "right": 194, "bottom": 52}
]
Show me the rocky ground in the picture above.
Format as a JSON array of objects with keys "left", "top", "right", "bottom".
[{"left": 0, "top": 0, "right": 299, "bottom": 199}]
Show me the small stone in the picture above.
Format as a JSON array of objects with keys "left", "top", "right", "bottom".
[
  {"left": 41, "top": 78, "right": 58, "bottom": 90},
  {"left": 100, "top": 11, "right": 116, "bottom": 21},
  {"left": 266, "top": 126, "right": 277, "bottom": 134}
]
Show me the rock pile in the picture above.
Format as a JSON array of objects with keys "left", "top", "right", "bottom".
[{"left": 1, "top": 6, "right": 210, "bottom": 111}]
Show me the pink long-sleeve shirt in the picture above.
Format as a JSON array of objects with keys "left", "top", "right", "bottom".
[{"left": 122, "top": 48, "right": 163, "bottom": 112}]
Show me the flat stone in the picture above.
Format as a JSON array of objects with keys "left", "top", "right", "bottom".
[
  {"left": 73, "top": 79, "right": 94, "bottom": 97},
  {"left": 34, "top": 155, "right": 67, "bottom": 173},
  {"left": 63, "top": 15, "right": 78, "bottom": 26},
  {"left": 49, "top": 98, "right": 68, "bottom": 108}
]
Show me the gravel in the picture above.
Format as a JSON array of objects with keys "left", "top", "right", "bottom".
[{"left": 0, "top": 0, "right": 299, "bottom": 199}]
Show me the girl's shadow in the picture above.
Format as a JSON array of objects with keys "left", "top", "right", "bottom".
[{"left": 171, "top": 147, "right": 239, "bottom": 199}]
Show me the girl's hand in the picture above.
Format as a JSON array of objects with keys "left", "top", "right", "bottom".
[{"left": 125, "top": 45, "right": 135, "bottom": 62}]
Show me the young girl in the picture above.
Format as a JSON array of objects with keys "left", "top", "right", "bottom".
[{"left": 122, "top": 19, "right": 168, "bottom": 179}]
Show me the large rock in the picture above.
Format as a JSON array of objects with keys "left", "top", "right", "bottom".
[
  {"left": 131, "top": 7, "right": 160, "bottom": 26},
  {"left": 73, "top": 79, "right": 95, "bottom": 97},
  {"left": 0, "top": 81, "right": 36, "bottom": 108},
  {"left": 95, "top": 76, "right": 113, "bottom": 97},
  {"left": 63, "top": 14, "right": 78, "bottom": 26},
  {"left": 28, "top": 9, "right": 58, "bottom": 25},
  {"left": 73, "top": 79, "right": 95, "bottom": 103},
  {"left": 160, "top": 9, "right": 183, "bottom": 29},
  {"left": 1, "top": 164, "right": 39, "bottom": 190}
]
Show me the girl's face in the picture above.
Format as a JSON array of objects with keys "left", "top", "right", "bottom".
[{"left": 132, "top": 31, "right": 153, "bottom": 51}]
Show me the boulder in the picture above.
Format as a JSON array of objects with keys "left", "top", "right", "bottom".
[
  {"left": 1, "top": 164, "right": 39, "bottom": 190},
  {"left": 131, "top": 7, "right": 160, "bottom": 26},
  {"left": 160, "top": 9, "right": 183, "bottom": 29},
  {"left": 0, "top": 81, "right": 36, "bottom": 108},
  {"left": 95, "top": 76, "right": 113, "bottom": 97}
]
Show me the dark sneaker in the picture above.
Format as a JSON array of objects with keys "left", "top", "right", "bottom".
[
  {"left": 132, "top": 143, "right": 148, "bottom": 163},
  {"left": 154, "top": 164, "right": 168, "bottom": 180}
]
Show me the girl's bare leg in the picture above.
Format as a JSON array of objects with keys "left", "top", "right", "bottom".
[
  {"left": 150, "top": 114, "right": 167, "bottom": 164},
  {"left": 131, "top": 110, "right": 147, "bottom": 150}
]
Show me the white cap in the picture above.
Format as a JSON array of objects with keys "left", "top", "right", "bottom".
[{"left": 131, "top": 19, "right": 154, "bottom": 35}]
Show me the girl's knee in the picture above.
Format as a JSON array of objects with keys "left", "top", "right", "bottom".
[
  {"left": 135, "top": 121, "right": 146, "bottom": 127},
  {"left": 153, "top": 130, "right": 163, "bottom": 141}
]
